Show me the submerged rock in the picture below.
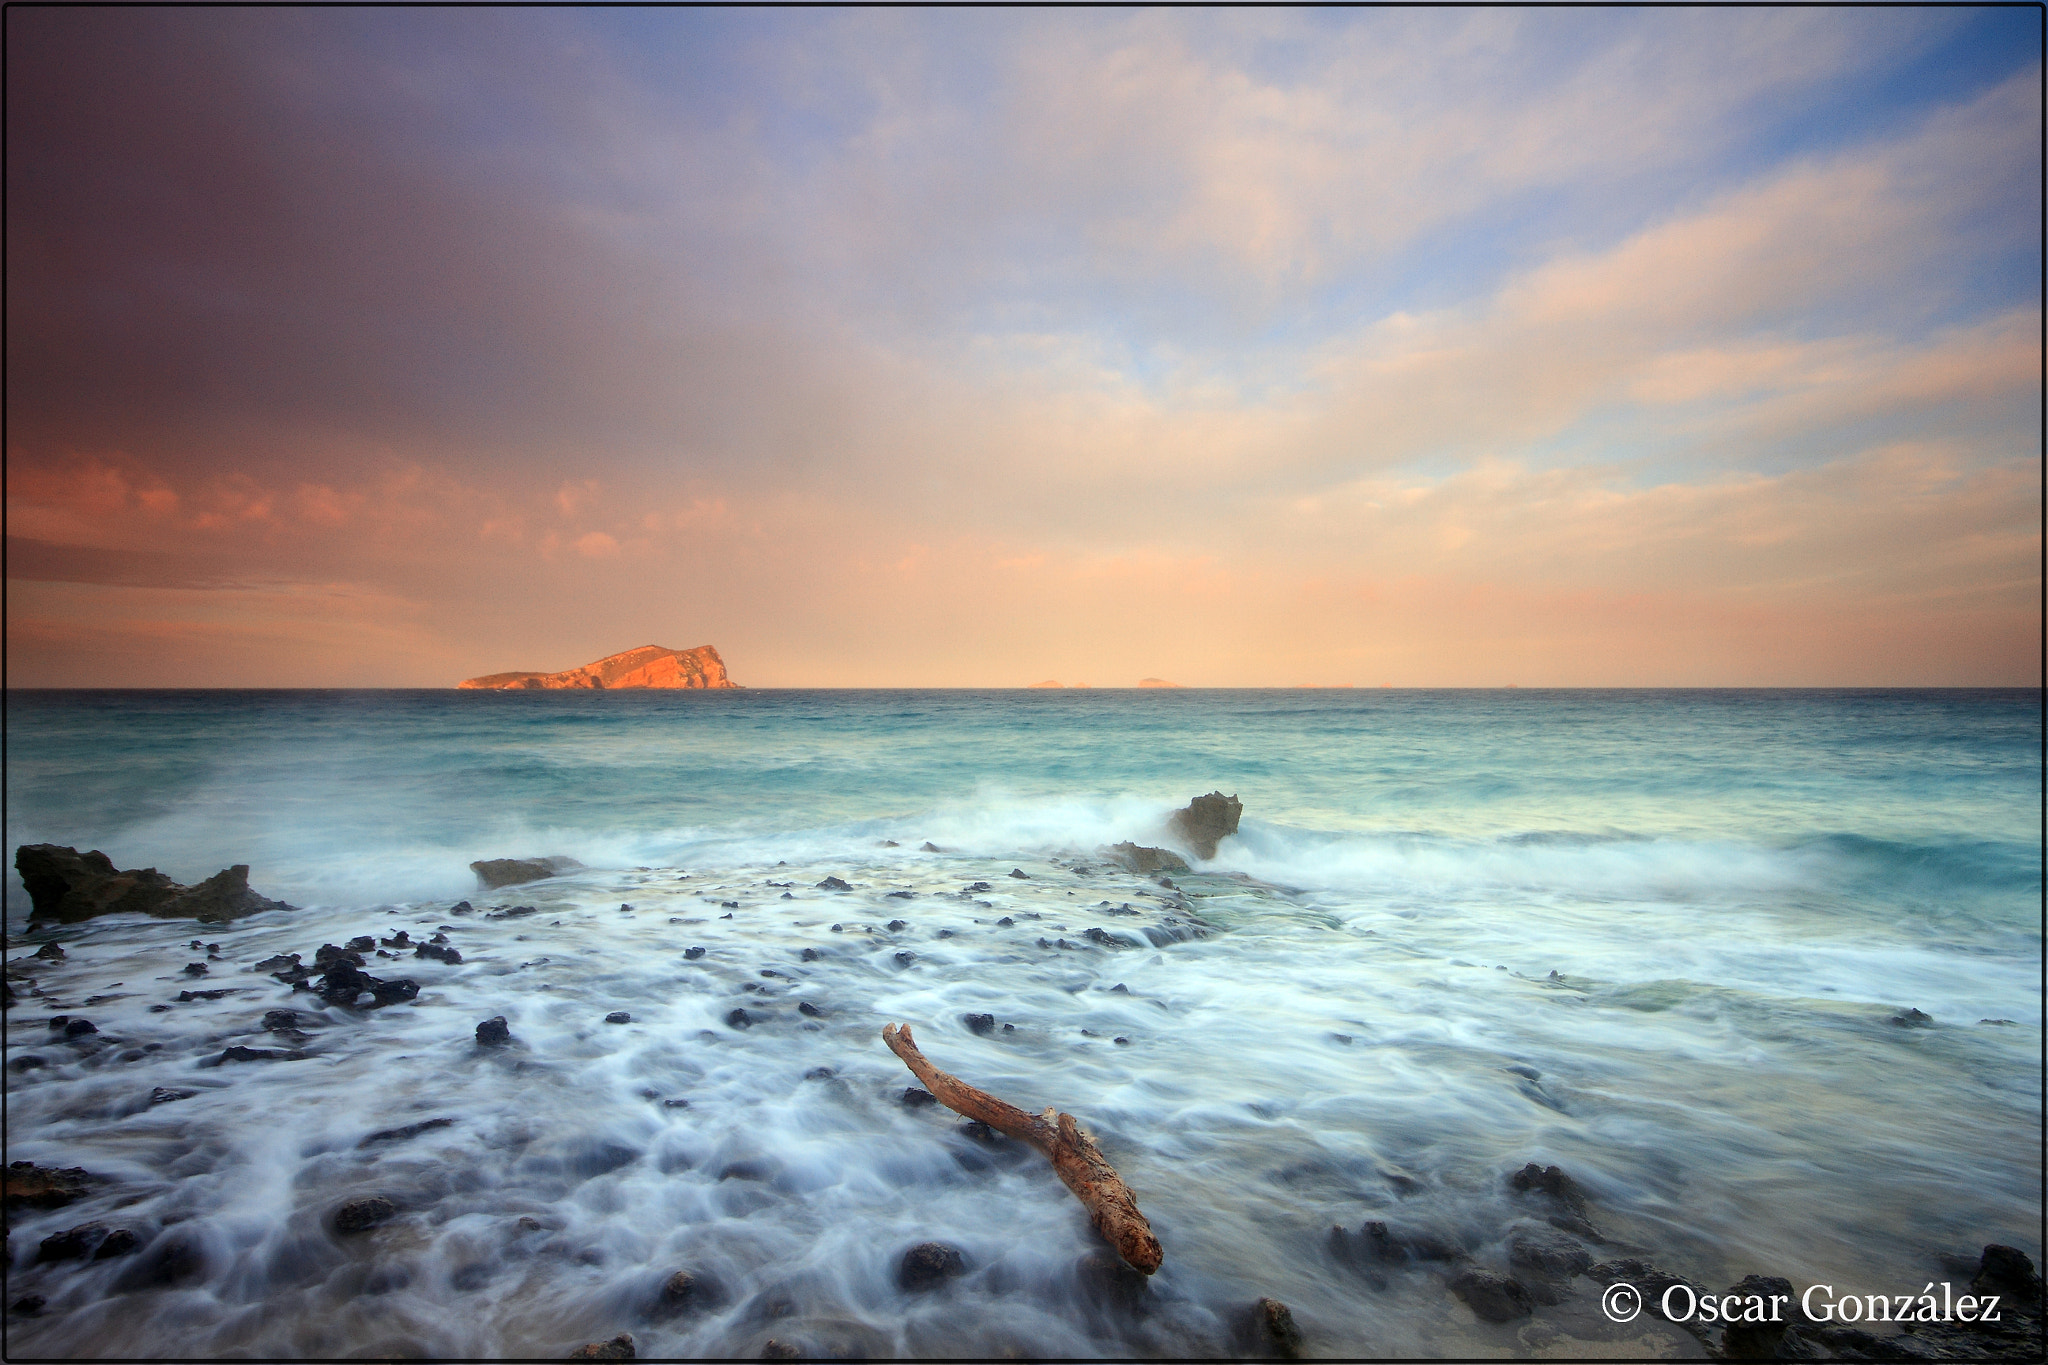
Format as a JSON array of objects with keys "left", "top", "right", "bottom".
[
  {"left": 1167, "top": 792, "right": 1242, "bottom": 860},
  {"left": 359, "top": 1117, "right": 456, "bottom": 1147},
  {"left": 963, "top": 1012, "right": 995, "bottom": 1036},
  {"left": 14, "top": 844, "right": 296, "bottom": 924},
  {"left": 816, "top": 876, "right": 852, "bottom": 891},
  {"left": 333, "top": 1195, "right": 398, "bottom": 1233},
  {"left": 898, "top": 1240, "right": 968, "bottom": 1291},
  {"left": 1252, "top": 1298, "right": 1305, "bottom": 1359},
  {"left": 37, "top": 1222, "right": 111, "bottom": 1262},
  {"left": 1448, "top": 1268, "right": 1533, "bottom": 1322}
]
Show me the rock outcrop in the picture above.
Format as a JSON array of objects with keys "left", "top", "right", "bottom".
[
  {"left": 14, "top": 845, "right": 294, "bottom": 924},
  {"left": 470, "top": 856, "right": 582, "bottom": 888},
  {"left": 1168, "top": 792, "right": 1242, "bottom": 860},
  {"left": 459, "top": 644, "right": 739, "bottom": 690}
]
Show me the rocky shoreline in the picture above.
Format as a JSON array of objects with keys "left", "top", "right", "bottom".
[{"left": 5, "top": 798, "right": 2041, "bottom": 1359}]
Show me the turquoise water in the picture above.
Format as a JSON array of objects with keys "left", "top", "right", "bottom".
[{"left": 4, "top": 689, "right": 2041, "bottom": 1356}]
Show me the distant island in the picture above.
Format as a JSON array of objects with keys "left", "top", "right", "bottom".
[
  {"left": 459, "top": 644, "right": 739, "bottom": 690},
  {"left": 1137, "top": 678, "right": 1184, "bottom": 688}
]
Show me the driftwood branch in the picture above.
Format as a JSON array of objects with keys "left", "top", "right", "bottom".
[{"left": 882, "top": 1022, "right": 1163, "bottom": 1273}]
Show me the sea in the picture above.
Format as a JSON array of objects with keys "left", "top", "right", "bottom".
[{"left": 3, "top": 688, "right": 2041, "bottom": 1358}]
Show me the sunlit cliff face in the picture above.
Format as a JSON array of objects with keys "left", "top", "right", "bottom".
[{"left": 6, "top": 8, "right": 2040, "bottom": 687}]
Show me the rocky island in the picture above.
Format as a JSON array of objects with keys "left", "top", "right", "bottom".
[{"left": 458, "top": 644, "right": 739, "bottom": 690}]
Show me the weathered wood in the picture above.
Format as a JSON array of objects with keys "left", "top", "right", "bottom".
[{"left": 881, "top": 1022, "right": 1163, "bottom": 1273}]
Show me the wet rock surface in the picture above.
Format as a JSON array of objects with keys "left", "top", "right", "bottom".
[
  {"left": 333, "top": 1196, "right": 398, "bottom": 1233},
  {"left": 15, "top": 844, "right": 295, "bottom": 923},
  {"left": 898, "top": 1240, "right": 968, "bottom": 1291},
  {"left": 470, "top": 856, "right": 581, "bottom": 888},
  {"left": 1167, "top": 791, "right": 1242, "bottom": 860}
]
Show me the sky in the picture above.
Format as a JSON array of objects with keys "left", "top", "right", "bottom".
[{"left": 6, "top": 7, "right": 2041, "bottom": 687}]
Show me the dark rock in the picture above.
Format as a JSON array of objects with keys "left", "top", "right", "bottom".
[
  {"left": 1448, "top": 1268, "right": 1532, "bottom": 1322},
  {"left": 1009, "top": 868, "right": 1030, "bottom": 878},
  {"left": 370, "top": 977, "right": 419, "bottom": 1006},
  {"left": 898, "top": 1240, "right": 968, "bottom": 1291},
  {"left": 183, "top": 962, "right": 209, "bottom": 976},
  {"left": 800, "top": 947, "right": 819, "bottom": 962},
  {"left": 662, "top": 1098, "right": 690, "bottom": 1109},
  {"left": 963, "top": 881, "right": 991, "bottom": 893},
  {"left": 605, "top": 1011, "right": 631, "bottom": 1024},
  {"left": 64, "top": 1017, "right": 98, "bottom": 1037},
  {"left": 1891, "top": 1007, "right": 1935, "bottom": 1028},
  {"left": 1255, "top": 1297, "right": 1304, "bottom": 1359},
  {"left": 470, "top": 856, "right": 581, "bottom": 889},
  {"left": 1721, "top": 1275, "right": 1798, "bottom": 1358},
  {"left": 1106, "top": 842, "right": 1192, "bottom": 875},
  {"left": 177, "top": 989, "right": 229, "bottom": 1002},
  {"left": 93, "top": 1228, "right": 141, "bottom": 1259},
  {"left": 252, "top": 952, "right": 299, "bottom": 973},
  {"left": 726, "top": 1008, "right": 752, "bottom": 1029},
  {"left": 760, "top": 1342, "right": 798, "bottom": 1361},
  {"left": 798, "top": 1001, "right": 822, "bottom": 1017},
  {"left": 886, "top": 890, "right": 915, "bottom": 899},
  {"left": 15, "top": 844, "right": 294, "bottom": 923},
  {"left": 414, "top": 942, "right": 462, "bottom": 964},
  {"left": 9, "top": 1054, "right": 49, "bottom": 1072},
  {"left": 887, "top": 919, "right": 908, "bottom": 932},
  {"left": 1002, "top": 1023, "right": 1014, "bottom": 1033},
  {"left": 381, "top": 931, "right": 412, "bottom": 947},
  {"left": 684, "top": 947, "right": 706, "bottom": 960},
  {"left": 37, "top": 1221, "right": 109, "bottom": 1262},
  {"left": 1113, "top": 1036, "right": 1130, "bottom": 1045},
  {"left": 1507, "top": 1226, "right": 1593, "bottom": 1278},
  {"left": 1588, "top": 1259, "right": 1712, "bottom": 1324},
  {"left": 894, "top": 951, "right": 916, "bottom": 967},
  {"left": 1973, "top": 1243, "right": 2044, "bottom": 1300},
  {"left": 360, "top": 1117, "right": 456, "bottom": 1146},
  {"left": 902, "top": 1087, "right": 936, "bottom": 1107},
  {"left": 963, "top": 1012, "right": 995, "bottom": 1035},
  {"left": 996, "top": 916, "right": 1014, "bottom": 927},
  {"left": 450, "top": 900, "right": 474, "bottom": 914},
  {"left": 475, "top": 1016, "right": 512, "bottom": 1046},
  {"left": 333, "top": 1195, "right": 398, "bottom": 1233},
  {"left": 657, "top": 1269, "right": 709, "bottom": 1314},
  {"left": 9, "top": 1295, "right": 45, "bottom": 1317},
  {"left": 1166, "top": 792, "right": 1241, "bottom": 860},
  {"left": 47, "top": 1015, "right": 69, "bottom": 1029},
  {"left": 345, "top": 935, "right": 377, "bottom": 952},
  {"left": 32, "top": 941, "right": 65, "bottom": 961},
  {"left": 1509, "top": 1162, "right": 1590, "bottom": 1215},
  {"left": 920, "top": 842, "right": 942, "bottom": 853},
  {"left": 262, "top": 1008, "right": 303, "bottom": 1032},
  {"left": 568, "top": 1332, "right": 635, "bottom": 1359},
  {"left": 150, "top": 1087, "right": 196, "bottom": 1105},
  {"left": 804, "top": 1066, "right": 835, "bottom": 1080},
  {"left": 314, "top": 943, "right": 366, "bottom": 969},
  {"left": 1082, "top": 926, "right": 1127, "bottom": 948},
  {"left": 207, "top": 1045, "right": 310, "bottom": 1064},
  {"left": 1076, "top": 1249, "right": 1151, "bottom": 1310},
  {"left": 816, "top": 876, "right": 852, "bottom": 891},
  {"left": 717, "top": 1159, "right": 775, "bottom": 1182}
]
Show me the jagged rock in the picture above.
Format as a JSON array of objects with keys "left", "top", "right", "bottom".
[
  {"left": 14, "top": 845, "right": 295, "bottom": 924},
  {"left": 37, "top": 1222, "right": 110, "bottom": 1262},
  {"left": 4, "top": 1164, "right": 99, "bottom": 1211},
  {"left": 460, "top": 643, "right": 738, "bottom": 691},
  {"left": 963, "top": 1013, "right": 995, "bottom": 1036},
  {"left": 1448, "top": 1268, "right": 1533, "bottom": 1321},
  {"left": 1973, "top": 1243, "right": 2044, "bottom": 1301},
  {"left": 333, "top": 1196, "right": 397, "bottom": 1233},
  {"left": 414, "top": 942, "right": 462, "bottom": 964},
  {"left": 901, "top": 1087, "right": 937, "bottom": 1107},
  {"left": 1253, "top": 1298, "right": 1304, "bottom": 1359},
  {"left": 1009, "top": 868, "right": 1030, "bottom": 878},
  {"left": 32, "top": 942, "right": 64, "bottom": 961},
  {"left": 149, "top": 1087, "right": 196, "bottom": 1105},
  {"left": 1167, "top": 792, "right": 1241, "bottom": 860},
  {"left": 725, "top": 1008, "right": 752, "bottom": 1029},
  {"left": 1105, "top": 842, "right": 1191, "bottom": 875},
  {"left": 683, "top": 946, "right": 706, "bottom": 960},
  {"left": 568, "top": 1334, "right": 636, "bottom": 1360},
  {"left": 1587, "top": 1259, "right": 1712, "bottom": 1324},
  {"left": 253, "top": 953, "right": 299, "bottom": 973},
  {"left": 898, "top": 1241, "right": 968, "bottom": 1291},
  {"left": 605, "top": 1011, "right": 631, "bottom": 1024},
  {"left": 760, "top": 1342, "right": 798, "bottom": 1361},
  {"left": 1891, "top": 1007, "right": 1935, "bottom": 1028},
  {"left": 470, "top": 856, "right": 582, "bottom": 888},
  {"left": 816, "top": 876, "right": 851, "bottom": 891},
  {"left": 798, "top": 1002, "right": 823, "bottom": 1017},
  {"left": 920, "top": 842, "right": 942, "bottom": 853},
  {"left": 345, "top": 935, "right": 376, "bottom": 952}
]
